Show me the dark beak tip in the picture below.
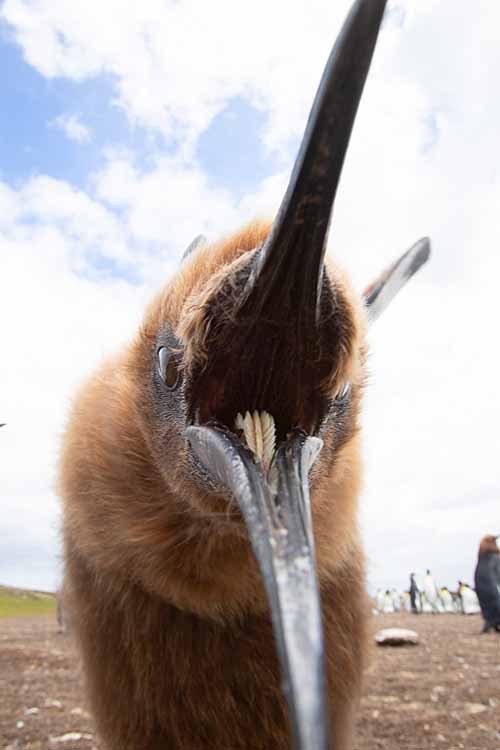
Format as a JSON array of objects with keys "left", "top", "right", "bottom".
[{"left": 247, "top": 0, "right": 388, "bottom": 325}]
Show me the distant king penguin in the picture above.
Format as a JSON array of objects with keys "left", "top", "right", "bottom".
[{"left": 474, "top": 535, "right": 500, "bottom": 633}]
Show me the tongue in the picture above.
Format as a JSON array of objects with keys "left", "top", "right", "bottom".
[{"left": 234, "top": 410, "right": 277, "bottom": 475}]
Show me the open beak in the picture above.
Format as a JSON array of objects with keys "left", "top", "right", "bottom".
[{"left": 187, "top": 1, "right": 387, "bottom": 748}]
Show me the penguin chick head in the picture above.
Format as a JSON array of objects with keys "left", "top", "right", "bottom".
[{"left": 129, "top": 222, "right": 367, "bottom": 518}]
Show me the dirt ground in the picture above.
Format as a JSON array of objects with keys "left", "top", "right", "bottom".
[{"left": 0, "top": 613, "right": 499, "bottom": 750}]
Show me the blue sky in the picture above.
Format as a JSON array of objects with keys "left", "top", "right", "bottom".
[
  {"left": 1, "top": 32, "right": 113, "bottom": 186},
  {"left": 0, "top": 27, "right": 283, "bottom": 207},
  {"left": 1, "top": 0, "right": 500, "bottom": 596},
  {"left": 197, "top": 97, "right": 285, "bottom": 197}
]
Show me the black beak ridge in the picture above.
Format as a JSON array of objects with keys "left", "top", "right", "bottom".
[{"left": 242, "top": 0, "right": 388, "bottom": 333}]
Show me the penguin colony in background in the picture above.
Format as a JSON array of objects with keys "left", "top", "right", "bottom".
[
  {"left": 375, "top": 551, "right": 500, "bottom": 624},
  {"left": 60, "top": 2, "right": 431, "bottom": 749},
  {"left": 375, "top": 581, "right": 480, "bottom": 615}
]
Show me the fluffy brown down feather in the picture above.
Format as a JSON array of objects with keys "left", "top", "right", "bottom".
[{"left": 60, "top": 222, "right": 370, "bottom": 750}]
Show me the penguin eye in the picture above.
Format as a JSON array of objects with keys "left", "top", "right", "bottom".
[
  {"left": 335, "top": 383, "right": 351, "bottom": 404},
  {"left": 157, "top": 347, "right": 181, "bottom": 389}
]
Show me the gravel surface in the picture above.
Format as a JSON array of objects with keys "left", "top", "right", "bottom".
[{"left": 1, "top": 612, "right": 499, "bottom": 749}]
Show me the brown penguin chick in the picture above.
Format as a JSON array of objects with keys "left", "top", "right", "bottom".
[
  {"left": 59, "top": 1, "right": 430, "bottom": 748},
  {"left": 60, "top": 222, "right": 368, "bottom": 749}
]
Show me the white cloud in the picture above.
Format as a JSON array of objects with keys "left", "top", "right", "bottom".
[
  {"left": 49, "top": 113, "right": 92, "bottom": 143},
  {"left": 0, "top": 0, "right": 388, "bottom": 154},
  {"left": 1, "top": 1, "right": 500, "bottom": 595},
  {"left": 0, "top": 180, "right": 150, "bottom": 589},
  {"left": 0, "top": 163, "right": 261, "bottom": 590},
  {"left": 94, "top": 155, "right": 241, "bottom": 249}
]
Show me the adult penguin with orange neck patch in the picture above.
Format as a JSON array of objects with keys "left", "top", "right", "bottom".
[{"left": 474, "top": 535, "right": 500, "bottom": 633}]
